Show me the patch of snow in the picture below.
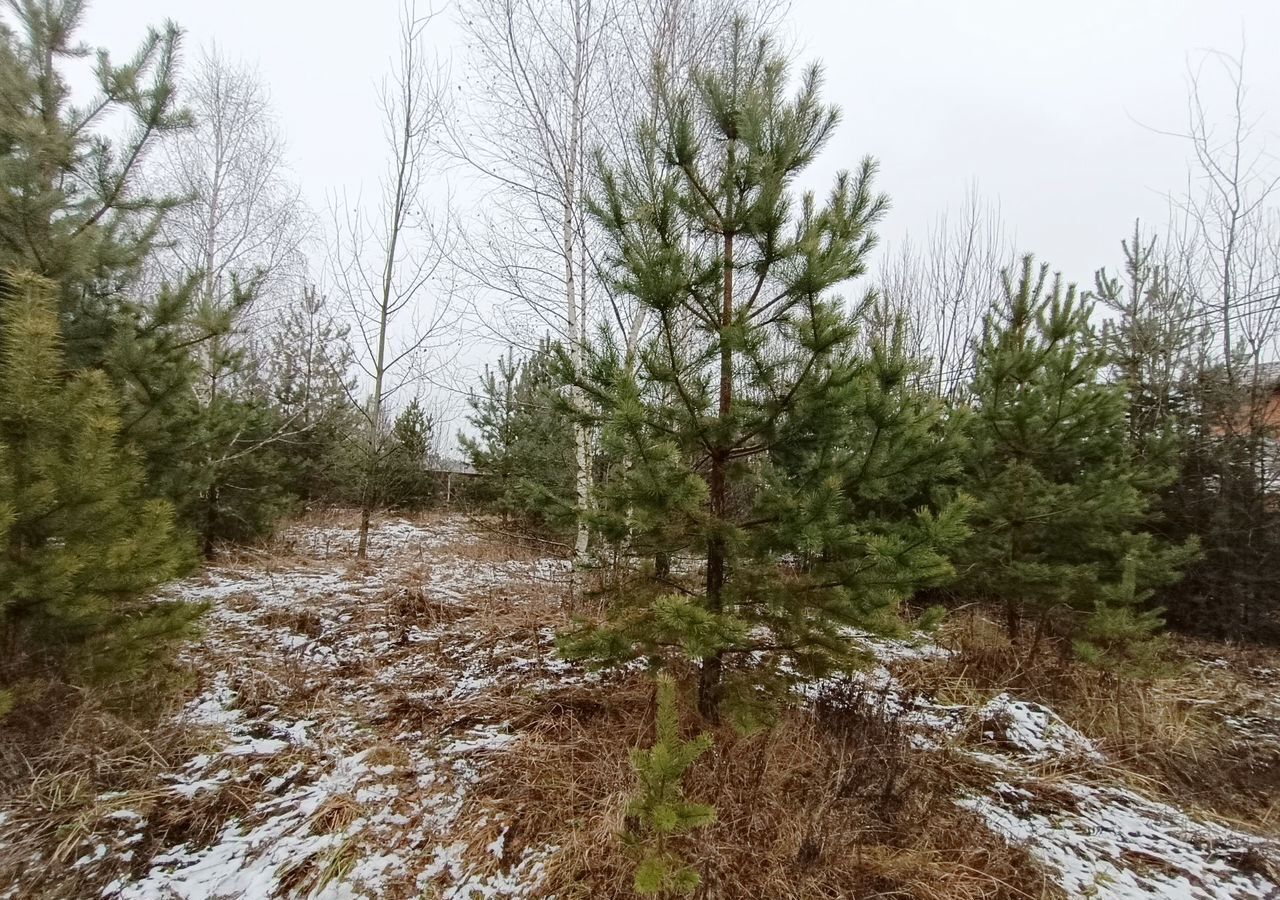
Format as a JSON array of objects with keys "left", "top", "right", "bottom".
[
  {"left": 977, "top": 692, "right": 1103, "bottom": 762},
  {"left": 960, "top": 780, "right": 1278, "bottom": 899}
]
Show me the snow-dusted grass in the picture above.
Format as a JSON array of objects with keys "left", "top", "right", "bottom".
[{"left": 1, "top": 513, "right": 1276, "bottom": 899}]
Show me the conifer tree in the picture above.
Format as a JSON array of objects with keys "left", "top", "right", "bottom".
[
  {"left": 461, "top": 343, "right": 576, "bottom": 532},
  {"left": 0, "top": 0, "right": 190, "bottom": 362},
  {"left": 0, "top": 0, "right": 242, "bottom": 529},
  {"left": 261, "top": 286, "right": 358, "bottom": 503},
  {"left": 959, "top": 257, "right": 1196, "bottom": 664},
  {"left": 624, "top": 674, "right": 715, "bottom": 897},
  {"left": 384, "top": 397, "right": 436, "bottom": 511},
  {"left": 564, "top": 21, "right": 968, "bottom": 718},
  {"left": 0, "top": 274, "right": 198, "bottom": 693}
]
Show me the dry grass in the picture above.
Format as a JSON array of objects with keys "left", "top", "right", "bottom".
[
  {"left": 902, "top": 608, "right": 1280, "bottom": 836},
  {"left": 443, "top": 672, "right": 1062, "bottom": 900},
  {"left": 0, "top": 684, "right": 221, "bottom": 897}
]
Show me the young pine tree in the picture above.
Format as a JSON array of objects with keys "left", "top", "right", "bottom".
[
  {"left": 959, "top": 257, "right": 1196, "bottom": 667},
  {"left": 384, "top": 397, "right": 436, "bottom": 511},
  {"left": 0, "top": 0, "right": 189, "bottom": 352},
  {"left": 564, "top": 21, "right": 968, "bottom": 719},
  {"left": 624, "top": 674, "right": 715, "bottom": 898},
  {"left": 261, "top": 286, "right": 359, "bottom": 503},
  {"left": 461, "top": 343, "right": 576, "bottom": 532},
  {"left": 0, "top": 274, "right": 198, "bottom": 695},
  {"left": 0, "top": 2, "right": 249, "bottom": 535}
]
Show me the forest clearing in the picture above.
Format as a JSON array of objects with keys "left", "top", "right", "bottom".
[
  {"left": 2, "top": 514, "right": 1277, "bottom": 899},
  {"left": 4, "top": 1, "right": 1280, "bottom": 896}
]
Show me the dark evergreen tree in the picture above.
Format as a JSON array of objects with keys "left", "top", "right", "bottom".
[
  {"left": 384, "top": 397, "right": 436, "bottom": 511},
  {"left": 958, "top": 256, "right": 1197, "bottom": 667},
  {"left": 461, "top": 343, "right": 576, "bottom": 532},
  {"left": 0, "top": 274, "right": 198, "bottom": 697},
  {"left": 563, "top": 22, "right": 968, "bottom": 719},
  {"left": 1161, "top": 364, "right": 1280, "bottom": 641}
]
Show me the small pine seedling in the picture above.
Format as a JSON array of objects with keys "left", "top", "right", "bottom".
[{"left": 625, "top": 674, "right": 716, "bottom": 896}]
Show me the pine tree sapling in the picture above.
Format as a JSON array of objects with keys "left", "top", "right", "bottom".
[
  {"left": 959, "top": 257, "right": 1197, "bottom": 664},
  {"left": 0, "top": 273, "right": 199, "bottom": 692},
  {"left": 625, "top": 674, "right": 715, "bottom": 897},
  {"left": 385, "top": 397, "right": 436, "bottom": 511},
  {"left": 0, "top": 0, "right": 190, "bottom": 344},
  {"left": 563, "top": 21, "right": 968, "bottom": 719},
  {"left": 461, "top": 343, "right": 576, "bottom": 532}
]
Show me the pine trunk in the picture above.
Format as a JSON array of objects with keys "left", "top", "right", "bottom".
[{"left": 699, "top": 221, "right": 735, "bottom": 720}]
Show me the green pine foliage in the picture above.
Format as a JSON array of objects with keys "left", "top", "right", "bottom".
[
  {"left": 262, "top": 286, "right": 359, "bottom": 504},
  {"left": 0, "top": 0, "right": 190, "bottom": 365},
  {"left": 384, "top": 397, "right": 436, "bottom": 511},
  {"left": 0, "top": 0, "right": 247, "bottom": 537},
  {"left": 562, "top": 21, "right": 968, "bottom": 718},
  {"left": 624, "top": 674, "right": 716, "bottom": 897},
  {"left": 0, "top": 273, "right": 199, "bottom": 691},
  {"left": 958, "top": 256, "right": 1197, "bottom": 666},
  {"left": 461, "top": 342, "right": 576, "bottom": 532}
]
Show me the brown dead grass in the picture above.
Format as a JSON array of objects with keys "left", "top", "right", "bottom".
[
  {"left": 0, "top": 684, "right": 221, "bottom": 897},
  {"left": 903, "top": 608, "right": 1280, "bottom": 836},
  {"left": 441, "top": 672, "right": 1062, "bottom": 900}
]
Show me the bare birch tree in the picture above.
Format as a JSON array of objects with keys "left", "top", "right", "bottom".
[
  {"left": 451, "top": 0, "right": 615, "bottom": 573},
  {"left": 150, "top": 47, "right": 310, "bottom": 326},
  {"left": 328, "top": 2, "right": 456, "bottom": 559},
  {"left": 146, "top": 47, "right": 313, "bottom": 549}
]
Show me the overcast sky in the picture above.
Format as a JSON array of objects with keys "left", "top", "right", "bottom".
[
  {"left": 78, "top": 0, "right": 1280, "bottom": 281},
  {"left": 72, "top": 0, "right": 1280, "bottom": 437}
]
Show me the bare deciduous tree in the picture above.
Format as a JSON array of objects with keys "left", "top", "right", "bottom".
[
  {"left": 146, "top": 47, "right": 314, "bottom": 550},
  {"left": 328, "top": 2, "right": 457, "bottom": 558},
  {"left": 151, "top": 47, "right": 310, "bottom": 323},
  {"left": 451, "top": 0, "right": 615, "bottom": 573},
  {"left": 877, "top": 184, "right": 1014, "bottom": 400},
  {"left": 1167, "top": 47, "right": 1280, "bottom": 388}
]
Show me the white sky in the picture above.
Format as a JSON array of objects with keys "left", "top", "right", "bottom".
[
  {"left": 79, "top": 0, "right": 1280, "bottom": 279},
  {"left": 73, "top": 0, "right": 1280, "bottom": 438}
]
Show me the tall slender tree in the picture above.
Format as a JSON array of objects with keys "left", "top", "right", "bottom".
[{"left": 328, "top": 2, "right": 456, "bottom": 558}]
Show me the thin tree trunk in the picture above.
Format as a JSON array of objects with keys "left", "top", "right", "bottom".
[
  {"left": 357, "top": 55, "right": 414, "bottom": 561},
  {"left": 565, "top": 8, "right": 591, "bottom": 594},
  {"left": 700, "top": 194, "right": 735, "bottom": 720}
]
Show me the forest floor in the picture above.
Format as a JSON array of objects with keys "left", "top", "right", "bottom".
[{"left": 1, "top": 512, "right": 1279, "bottom": 899}]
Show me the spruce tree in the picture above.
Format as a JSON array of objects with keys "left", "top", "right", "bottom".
[
  {"left": 0, "top": 274, "right": 198, "bottom": 693},
  {"left": 959, "top": 256, "right": 1196, "bottom": 666},
  {"left": 563, "top": 21, "right": 968, "bottom": 719}
]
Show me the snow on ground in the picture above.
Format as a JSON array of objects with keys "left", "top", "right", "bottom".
[
  {"left": 810, "top": 639, "right": 1278, "bottom": 900},
  {"left": 5, "top": 513, "right": 1277, "bottom": 899},
  {"left": 43, "top": 515, "right": 579, "bottom": 900}
]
